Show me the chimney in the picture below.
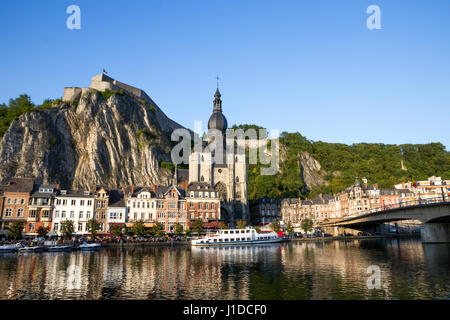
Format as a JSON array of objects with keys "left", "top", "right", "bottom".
[
  {"left": 153, "top": 184, "right": 157, "bottom": 192},
  {"left": 56, "top": 184, "right": 60, "bottom": 191},
  {"left": 131, "top": 184, "right": 134, "bottom": 194}
]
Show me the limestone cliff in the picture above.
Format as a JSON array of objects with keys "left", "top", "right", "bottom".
[
  {"left": 0, "top": 89, "right": 183, "bottom": 189},
  {"left": 299, "top": 151, "right": 330, "bottom": 193}
]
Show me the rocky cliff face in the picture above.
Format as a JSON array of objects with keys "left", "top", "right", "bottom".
[
  {"left": 0, "top": 90, "right": 183, "bottom": 189},
  {"left": 299, "top": 151, "right": 329, "bottom": 193}
]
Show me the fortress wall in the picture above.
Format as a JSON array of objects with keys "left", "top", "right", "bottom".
[{"left": 62, "top": 87, "right": 82, "bottom": 102}]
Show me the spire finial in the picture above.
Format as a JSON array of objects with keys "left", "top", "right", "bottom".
[{"left": 216, "top": 74, "right": 220, "bottom": 89}]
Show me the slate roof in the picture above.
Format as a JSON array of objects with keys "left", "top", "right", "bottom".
[
  {"left": 108, "top": 189, "right": 125, "bottom": 207},
  {"left": 0, "top": 178, "right": 35, "bottom": 193}
]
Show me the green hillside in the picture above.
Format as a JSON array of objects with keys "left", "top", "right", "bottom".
[{"left": 233, "top": 125, "right": 450, "bottom": 200}]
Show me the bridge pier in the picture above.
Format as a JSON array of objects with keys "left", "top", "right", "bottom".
[{"left": 421, "top": 223, "right": 450, "bottom": 243}]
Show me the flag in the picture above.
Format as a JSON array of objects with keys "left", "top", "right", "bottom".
[{"left": 103, "top": 69, "right": 108, "bottom": 74}]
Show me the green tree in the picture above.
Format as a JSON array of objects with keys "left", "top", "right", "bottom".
[
  {"left": 8, "top": 221, "right": 25, "bottom": 240},
  {"left": 37, "top": 225, "right": 49, "bottom": 238},
  {"left": 236, "top": 220, "right": 247, "bottom": 229},
  {"left": 132, "top": 220, "right": 145, "bottom": 237},
  {"left": 254, "top": 226, "right": 261, "bottom": 233},
  {"left": 61, "top": 220, "right": 74, "bottom": 238},
  {"left": 270, "top": 221, "right": 281, "bottom": 233},
  {"left": 301, "top": 218, "right": 314, "bottom": 234},
  {"left": 218, "top": 221, "right": 228, "bottom": 229},
  {"left": 174, "top": 223, "right": 183, "bottom": 237},
  {"left": 184, "top": 228, "right": 191, "bottom": 237},
  {"left": 109, "top": 224, "right": 123, "bottom": 236},
  {"left": 286, "top": 222, "right": 294, "bottom": 235},
  {"left": 87, "top": 219, "right": 100, "bottom": 238},
  {"left": 151, "top": 222, "right": 165, "bottom": 237},
  {"left": 190, "top": 219, "right": 204, "bottom": 236}
]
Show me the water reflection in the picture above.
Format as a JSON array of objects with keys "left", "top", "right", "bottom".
[{"left": 0, "top": 238, "right": 449, "bottom": 300}]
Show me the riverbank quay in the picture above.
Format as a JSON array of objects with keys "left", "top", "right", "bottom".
[{"left": 285, "top": 233, "right": 421, "bottom": 242}]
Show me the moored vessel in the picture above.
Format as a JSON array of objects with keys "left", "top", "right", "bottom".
[{"left": 191, "top": 227, "right": 282, "bottom": 246}]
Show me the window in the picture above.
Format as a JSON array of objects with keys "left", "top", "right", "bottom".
[
  {"left": 86, "top": 211, "right": 91, "bottom": 219},
  {"left": 190, "top": 191, "right": 194, "bottom": 198},
  {"left": 55, "top": 210, "right": 59, "bottom": 218},
  {"left": 80, "top": 200, "right": 85, "bottom": 206},
  {"left": 6, "top": 198, "right": 11, "bottom": 205},
  {"left": 78, "top": 224, "right": 83, "bottom": 231},
  {"left": 102, "top": 212, "right": 106, "bottom": 220},
  {"left": 211, "top": 192, "right": 215, "bottom": 198},
  {"left": 54, "top": 223, "right": 59, "bottom": 231},
  {"left": 71, "top": 200, "right": 76, "bottom": 206},
  {"left": 70, "top": 211, "right": 75, "bottom": 218},
  {"left": 56, "top": 199, "right": 61, "bottom": 205},
  {"left": 87, "top": 200, "right": 92, "bottom": 206},
  {"left": 199, "top": 203, "right": 203, "bottom": 210},
  {"left": 205, "top": 192, "right": 209, "bottom": 198},
  {"left": 5, "top": 208, "right": 12, "bottom": 217},
  {"left": 63, "top": 199, "right": 67, "bottom": 205},
  {"left": 201, "top": 176, "right": 204, "bottom": 182},
  {"left": 199, "top": 192, "right": 203, "bottom": 198},
  {"left": 190, "top": 202, "right": 194, "bottom": 208},
  {"left": 29, "top": 223, "right": 35, "bottom": 232},
  {"left": 168, "top": 203, "right": 176, "bottom": 210},
  {"left": 212, "top": 204, "right": 215, "bottom": 210},
  {"left": 20, "top": 198, "right": 25, "bottom": 205},
  {"left": 79, "top": 211, "right": 84, "bottom": 219},
  {"left": 61, "top": 211, "right": 66, "bottom": 218},
  {"left": 17, "top": 208, "right": 24, "bottom": 217},
  {"left": 205, "top": 203, "right": 209, "bottom": 210}
]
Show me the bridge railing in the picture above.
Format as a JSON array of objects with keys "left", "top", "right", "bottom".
[{"left": 342, "top": 196, "right": 449, "bottom": 220}]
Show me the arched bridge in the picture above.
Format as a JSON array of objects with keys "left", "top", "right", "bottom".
[{"left": 321, "top": 198, "right": 450, "bottom": 243}]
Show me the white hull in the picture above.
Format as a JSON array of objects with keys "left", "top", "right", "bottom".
[
  {"left": 191, "top": 227, "right": 282, "bottom": 246},
  {"left": 192, "top": 237, "right": 282, "bottom": 246}
]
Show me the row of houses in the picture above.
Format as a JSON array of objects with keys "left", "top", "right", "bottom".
[
  {"left": 250, "top": 176, "right": 449, "bottom": 226},
  {"left": 0, "top": 178, "right": 221, "bottom": 237}
]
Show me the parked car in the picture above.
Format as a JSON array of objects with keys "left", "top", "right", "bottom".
[{"left": 293, "top": 232, "right": 303, "bottom": 238}]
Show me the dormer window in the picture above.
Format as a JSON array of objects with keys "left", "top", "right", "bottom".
[{"left": 199, "top": 192, "right": 203, "bottom": 198}]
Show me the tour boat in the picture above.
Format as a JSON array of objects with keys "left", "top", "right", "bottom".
[
  {"left": 0, "top": 243, "right": 22, "bottom": 253},
  {"left": 191, "top": 227, "right": 282, "bottom": 246},
  {"left": 78, "top": 243, "right": 101, "bottom": 250}
]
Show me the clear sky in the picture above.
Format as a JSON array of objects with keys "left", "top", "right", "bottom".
[{"left": 0, "top": 0, "right": 449, "bottom": 149}]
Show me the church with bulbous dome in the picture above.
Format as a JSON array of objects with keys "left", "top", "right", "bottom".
[{"left": 188, "top": 88, "right": 249, "bottom": 225}]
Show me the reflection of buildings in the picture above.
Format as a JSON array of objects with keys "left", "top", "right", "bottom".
[{"left": 0, "top": 240, "right": 448, "bottom": 299}]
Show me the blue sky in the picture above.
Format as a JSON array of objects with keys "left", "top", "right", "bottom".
[{"left": 1, "top": 0, "right": 449, "bottom": 149}]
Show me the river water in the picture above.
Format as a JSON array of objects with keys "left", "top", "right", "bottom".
[{"left": 0, "top": 237, "right": 449, "bottom": 300}]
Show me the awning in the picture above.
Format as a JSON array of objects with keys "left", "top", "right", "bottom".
[{"left": 46, "top": 230, "right": 58, "bottom": 237}]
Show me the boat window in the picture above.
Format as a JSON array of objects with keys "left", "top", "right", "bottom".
[
  {"left": 224, "top": 238, "right": 229, "bottom": 242},
  {"left": 240, "top": 230, "right": 245, "bottom": 234},
  {"left": 213, "top": 239, "right": 217, "bottom": 242},
  {"left": 224, "top": 230, "right": 228, "bottom": 234},
  {"left": 246, "top": 230, "right": 250, "bottom": 233},
  {"left": 230, "top": 230, "right": 234, "bottom": 234},
  {"left": 247, "top": 238, "right": 251, "bottom": 241}
]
